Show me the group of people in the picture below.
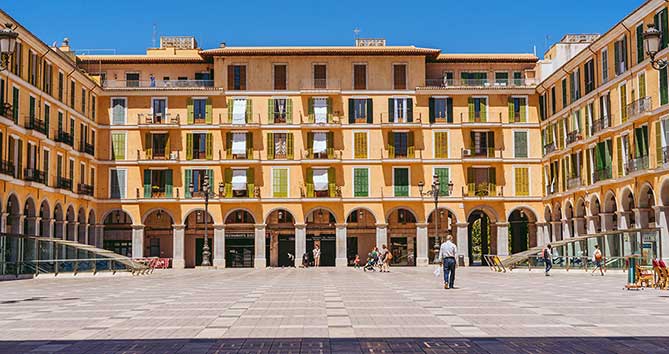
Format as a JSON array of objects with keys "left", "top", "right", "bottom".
[
  {"left": 353, "top": 244, "right": 393, "bottom": 272},
  {"left": 541, "top": 243, "right": 604, "bottom": 276}
]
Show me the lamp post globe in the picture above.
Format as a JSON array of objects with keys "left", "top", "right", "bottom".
[
  {"left": 644, "top": 23, "right": 668, "bottom": 70},
  {"left": 0, "top": 23, "right": 18, "bottom": 69}
]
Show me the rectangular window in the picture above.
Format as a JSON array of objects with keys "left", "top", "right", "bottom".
[
  {"left": 468, "top": 97, "right": 487, "bottom": 122},
  {"left": 352, "top": 99, "right": 369, "bottom": 122},
  {"left": 434, "top": 131, "right": 448, "bottom": 158},
  {"left": 152, "top": 98, "right": 167, "bottom": 119},
  {"left": 111, "top": 132, "right": 126, "bottom": 160},
  {"left": 354, "top": 132, "right": 368, "bottom": 159},
  {"left": 614, "top": 36, "right": 628, "bottom": 76},
  {"left": 393, "top": 167, "right": 409, "bottom": 197},
  {"left": 550, "top": 86, "right": 556, "bottom": 115},
  {"left": 12, "top": 87, "right": 19, "bottom": 122},
  {"left": 393, "top": 132, "right": 409, "bottom": 157},
  {"left": 393, "top": 64, "right": 407, "bottom": 90},
  {"left": 570, "top": 69, "right": 580, "bottom": 103},
  {"left": 28, "top": 51, "right": 38, "bottom": 86},
  {"left": 43, "top": 62, "right": 52, "bottom": 95},
  {"left": 495, "top": 72, "right": 509, "bottom": 85},
  {"left": 58, "top": 72, "right": 64, "bottom": 101},
  {"left": 620, "top": 83, "right": 628, "bottom": 122},
  {"left": 636, "top": 23, "right": 645, "bottom": 64},
  {"left": 189, "top": 133, "right": 211, "bottom": 160},
  {"left": 111, "top": 98, "right": 126, "bottom": 125},
  {"left": 434, "top": 167, "right": 450, "bottom": 196},
  {"left": 313, "top": 64, "right": 327, "bottom": 89},
  {"left": 271, "top": 133, "right": 289, "bottom": 159},
  {"left": 655, "top": 8, "right": 669, "bottom": 50},
  {"left": 561, "top": 78, "right": 568, "bottom": 109},
  {"left": 353, "top": 64, "right": 367, "bottom": 90},
  {"left": 81, "top": 88, "right": 86, "bottom": 113},
  {"left": 353, "top": 168, "right": 369, "bottom": 197},
  {"left": 388, "top": 97, "right": 412, "bottom": 123},
  {"left": 273, "top": 64, "right": 287, "bottom": 90},
  {"left": 228, "top": 65, "right": 247, "bottom": 90},
  {"left": 430, "top": 97, "right": 453, "bottom": 123},
  {"left": 514, "top": 131, "right": 529, "bottom": 158},
  {"left": 584, "top": 59, "right": 595, "bottom": 94},
  {"left": 602, "top": 49, "right": 609, "bottom": 83},
  {"left": 539, "top": 94, "right": 546, "bottom": 121},
  {"left": 70, "top": 80, "right": 75, "bottom": 108},
  {"left": 461, "top": 72, "right": 488, "bottom": 86},
  {"left": 91, "top": 95, "right": 96, "bottom": 120},
  {"left": 42, "top": 149, "right": 49, "bottom": 184},
  {"left": 272, "top": 98, "right": 289, "bottom": 123},
  {"left": 110, "top": 169, "right": 126, "bottom": 199},
  {"left": 509, "top": 96, "right": 527, "bottom": 122},
  {"left": 514, "top": 167, "right": 529, "bottom": 196},
  {"left": 272, "top": 168, "right": 288, "bottom": 198},
  {"left": 634, "top": 125, "right": 649, "bottom": 158},
  {"left": 193, "top": 98, "right": 207, "bottom": 120},
  {"left": 125, "top": 73, "right": 139, "bottom": 87}
]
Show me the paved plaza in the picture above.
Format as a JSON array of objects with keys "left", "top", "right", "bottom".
[{"left": 0, "top": 267, "right": 668, "bottom": 353}]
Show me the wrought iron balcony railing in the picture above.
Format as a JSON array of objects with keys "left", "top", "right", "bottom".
[
  {"left": 543, "top": 143, "right": 556, "bottom": 155},
  {"left": 593, "top": 167, "right": 612, "bottom": 183},
  {"left": 419, "top": 78, "right": 536, "bottom": 89},
  {"left": 626, "top": 97, "right": 652, "bottom": 119},
  {"left": 25, "top": 116, "right": 48, "bottom": 135},
  {"left": 56, "top": 177, "right": 73, "bottom": 191},
  {"left": 55, "top": 131, "right": 74, "bottom": 146},
  {"left": 77, "top": 183, "right": 94, "bottom": 196},
  {"left": 0, "top": 161, "right": 15, "bottom": 177},
  {"left": 625, "top": 155, "right": 649, "bottom": 174},
  {"left": 590, "top": 115, "right": 612, "bottom": 136},
  {"left": 23, "top": 168, "right": 46, "bottom": 185},
  {"left": 566, "top": 130, "right": 583, "bottom": 145},
  {"left": 103, "top": 80, "right": 214, "bottom": 89},
  {"left": 463, "top": 183, "right": 502, "bottom": 197}
]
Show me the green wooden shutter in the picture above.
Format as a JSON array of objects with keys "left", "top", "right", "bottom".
[
  {"left": 467, "top": 167, "right": 474, "bottom": 195},
  {"left": 143, "top": 170, "right": 151, "bottom": 198},
  {"left": 664, "top": 9, "right": 669, "bottom": 49},
  {"left": 354, "top": 168, "right": 369, "bottom": 197},
  {"left": 207, "top": 169, "right": 214, "bottom": 191},
  {"left": 287, "top": 98, "right": 293, "bottom": 124},
  {"left": 225, "top": 132, "right": 232, "bottom": 159},
  {"left": 205, "top": 98, "right": 213, "bottom": 124},
  {"left": 637, "top": 24, "right": 644, "bottom": 64},
  {"left": 326, "top": 131, "right": 334, "bottom": 159},
  {"left": 267, "top": 132, "right": 274, "bottom": 160},
  {"left": 224, "top": 168, "right": 232, "bottom": 198},
  {"left": 657, "top": 121, "right": 664, "bottom": 166},
  {"left": 620, "top": 84, "right": 627, "bottom": 123},
  {"left": 468, "top": 97, "right": 474, "bottom": 122},
  {"left": 428, "top": 97, "right": 435, "bottom": 123},
  {"left": 639, "top": 73, "right": 646, "bottom": 98},
  {"left": 205, "top": 133, "right": 213, "bottom": 160},
  {"left": 165, "top": 170, "right": 173, "bottom": 198},
  {"left": 514, "top": 131, "right": 528, "bottom": 158},
  {"left": 508, "top": 97, "right": 514, "bottom": 123},
  {"left": 446, "top": 98, "right": 453, "bottom": 123},
  {"left": 145, "top": 132, "right": 152, "bottom": 158},
  {"left": 408, "top": 131, "right": 415, "bottom": 157},
  {"left": 406, "top": 98, "right": 413, "bottom": 122},
  {"left": 307, "top": 132, "right": 314, "bottom": 157},
  {"left": 267, "top": 98, "right": 274, "bottom": 124},
  {"left": 394, "top": 168, "right": 408, "bottom": 197},
  {"left": 306, "top": 168, "right": 314, "bottom": 197},
  {"left": 617, "top": 136, "right": 624, "bottom": 177},
  {"left": 480, "top": 98, "right": 487, "bottom": 122},
  {"left": 246, "top": 132, "right": 253, "bottom": 158},
  {"left": 326, "top": 97, "right": 333, "bottom": 122},
  {"left": 247, "top": 167, "right": 254, "bottom": 195},
  {"left": 227, "top": 98, "right": 233, "bottom": 123},
  {"left": 388, "top": 132, "right": 395, "bottom": 158},
  {"left": 273, "top": 168, "right": 288, "bottom": 198},
  {"left": 187, "top": 98, "right": 194, "bottom": 124},
  {"left": 287, "top": 133, "right": 294, "bottom": 159},
  {"left": 185, "top": 169, "right": 192, "bottom": 198},
  {"left": 328, "top": 167, "right": 336, "bottom": 197},
  {"left": 309, "top": 97, "right": 315, "bottom": 123},
  {"left": 245, "top": 99, "right": 252, "bottom": 123},
  {"left": 366, "top": 98, "right": 373, "bottom": 124},
  {"left": 520, "top": 98, "right": 527, "bottom": 122},
  {"left": 186, "top": 133, "right": 193, "bottom": 160},
  {"left": 661, "top": 67, "right": 668, "bottom": 106},
  {"left": 388, "top": 98, "right": 394, "bottom": 123},
  {"left": 435, "top": 168, "right": 449, "bottom": 196},
  {"left": 348, "top": 98, "right": 354, "bottom": 123}
]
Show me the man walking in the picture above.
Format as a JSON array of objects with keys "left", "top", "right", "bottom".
[
  {"left": 313, "top": 244, "right": 321, "bottom": 267},
  {"left": 439, "top": 235, "right": 457, "bottom": 289},
  {"left": 543, "top": 244, "right": 553, "bottom": 276},
  {"left": 591, "top": 244, "right": 604, "bottom": 276}
]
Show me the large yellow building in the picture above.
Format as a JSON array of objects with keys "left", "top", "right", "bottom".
[{"left": 0, "top": 1, "right": 666, "bottom": 269}]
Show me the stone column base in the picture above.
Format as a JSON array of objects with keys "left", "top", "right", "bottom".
[
  {"left": 172, "top": 259, "right": 185, "bottom": 269},
  {"left": 254, "top": 258, "right": 267, "bottom": 269},
  {"left": 335, "top": 258, "right": 348, "bottom": 267},
  {"left": 415, "top": 257, "right": 429, "bottom": 266},
  {"left": 213, "top": 259, "right": 226, "bottom": 268}
]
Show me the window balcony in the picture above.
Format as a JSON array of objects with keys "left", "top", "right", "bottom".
[
  {"left": 0, "top": 161, "right": 14, "bottom": 177},
  {"left": 625, "top": 155, "right": 649, "bottom": 174},
  {"left": 461, "top": 147, "right": 503, "bottom": 159},
  {"left": 463, "top": 183, "right": 502, "bottom": 197},
  {"left": 151, "top": 187, "right": 167, "bottom": 198},
  {"left": 79, "top": 142, "right": 95, "bottom": 156},
  {"left": 543, "top": 143, "right": 556, "bottom": 155},
  {"left": 626, "top": 97, "right": 652, "bottom": 119},
  {"left": 25, "top": 116, "right": 48, "bottom": 136},
  {"left": 137, "top": 113, "right": 180, "bottom": 126},
  {"left": 566, "top": 130, "right": 583, "bottom": 145},
  {"left": 567, "top": 176, "right": 582, "bottom": 190},
  {"left": 56, "top": 177, "right": 73, "bottom": 191},
  {"left": 590, "top": 115, "right": 611, "bottom": 136},
  {"left": 77, "top": 183, "right": 94, "bottom": 196},
  {"left": 0, "top": 103, "right": 12, "bottom": 119},
  {"left": 418, "top": 78, "right": 536, "bottom": 90},
  {"left": 302, "top": 149, "right": 341, "bottom": 160},
  {"left": 380, "top": 112, "right": 421, "bottom": 126},
  {"left": 140, "top": 149, "right": 179, "bottom": 161},
  {"left": 55, "top": 131, "right": 74, "bottom": 146},
  {"left": 103, "top": 80, "right": 214, "bottom": 89},
  {"left": 382, "top": 148, "right": 421, "bottom": 160},
  {"left": 299, "top": 79, "right": 341, "bottom": 93},
  {"left": 661, "top": 146, "right": 669, "bottom": 166},
  {"left": 23, "top": 168, "right": 46, "bottom": 185},
  {"left": 593, "top": 167, "right": 612, "bottom": 183},
  {"left": 302, "top": 185, "right": 342, "bottom": 198},
  {"left": 545, "top": 183, "right": 556, "bottom": 196}
]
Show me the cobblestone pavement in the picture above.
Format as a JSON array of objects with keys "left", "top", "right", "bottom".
[{"left": 0, "top": 267, "right": 668, "bottom": 353}]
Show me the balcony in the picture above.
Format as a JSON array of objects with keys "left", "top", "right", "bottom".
[
  {"left": 79, "top": 142, "right": 95, "bottom": 156},
  {"left": 299, "top": 79, "right": 341, "bottom": 93},
  {"left": 662, "top": 146, "right": 669, "bottom": 166},
  {"left": 137, "top": 113, "right": 180, "bottom": 126},
  {"left": 566, "top": 130, "right": 583, "bottom": 145},
  {"left": 139, "top": 149, "right": 179, "bottom": 161},
  {"left": 151, "top": 187, "right": 167, "bottom": 198},
  {"left": 461, "top": 147, "right": 503, "bottom": 159},
  {"left": 55, "top": 131, "right": 74, "bottom": 146},
  {"left": 380, "top": 113, "right": 422, "bottom": 126},
  {"left": 543, "top": 143, "right": 556, "bottom": 155},
  {"left": 626, "top": 97, "right": 652, "bottom": 119},
  {"left": 302, "top": 185, "right": 342, "bottom": 198},
  {"left": 0, "top": 103, "right": 12, "bottom": 119},
  {"left": 463, "top": 183, "right": 502, "bottom": 197},
  {"left": 625, "top": 155, "right": 649, "bottom": 174},
  {"left": 567, "top": 176, "right": 582, "bottom": 190},
  {"left": 545, "top": 183, "right": 556, "bottom": 196},
  {"left": 25, "top": 116, "right": 48, "bottom": 136},
  {"left": 103, "top": 80, "right": 214, "bottom": 90},
  {"left": 590, "top": 115, "right": 611, "bottom": 136},
  {"left": 302, "top": 149, "right": 341, "bottom": 160},
  {"left": 23, "top": 168, "right": 46, "bottom": 185},
  {"left": 56, "top": 177, "right": 73, "bottom": 191},
  {"left": 383, "top": 148, "right": 421, "bottom": 160},
  {"left": 418, "top": 78, "right": 537, "bottom": 90},
  {"left": 593, "top": 167, "right": 612, "bottom": 183},
  {"left": 77, "top": 183, "right": 94, "bottom": 196},
  {"left": 0, "top": 161, "right": 14, "bottom": 177}
]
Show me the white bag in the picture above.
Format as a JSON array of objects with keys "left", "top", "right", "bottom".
[{"left": 433, "top": 266, "right": 441, "bottom": 277}]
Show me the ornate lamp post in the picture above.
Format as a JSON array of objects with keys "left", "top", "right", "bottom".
[
  {"left": 0, "top": 23, "right": 18, "bottom": 71},
  {"left": 188, "top": 174, "right": 225, "bottom": 266},
  {"left": 644, "top": 23, "right": 668, "bottom": 70},
  {"left": 418, "top": 175, "right": 454, "bottom": 263}
]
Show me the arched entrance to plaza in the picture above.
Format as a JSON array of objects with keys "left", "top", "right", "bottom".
[
  {"left": 553, "top": 204, "right": 562, "bottom": 241},
  {"left": 102, "top": 210, "right": 133, "bottom": 257},
  {"left": 87, "top": 210, "right": 96, "bottom": 246},
  {"left": 23, "top": 198, "right": 36, "bottom": 236},
  {"left": 265, "top": 209, "right": 296, "bottom": 267},
  {"left": 508, "top": 207, "right": 538, "bottom": 254},
  {"left": 77, "top": 207, "right": 86, "bottom": 243},
  {"left": 604, "top": 191, "right": 618, "bottom": 231},
  {"left": 467, "top": 209, "right": 492, "bottom": 266},
  {"left": 39, "top": 200, "right": 51, "bottom": 238},
  {"left": 386, "top": 208, "right": 417, "bottom": 266},
  {"left": 143, "top": 209, "right": 174, "bottom": 258},
  {"left": 53, "top": 204, "right": 64, "bottom": 239},
  {"left": 565, "top": 202, "right": 574, "bottom": 237},
  {"left": 305, "top": 208, "right": 336, "bottom": 266},
  {"left": 65, "top": 206, "right": 75, "bottom": 241},
  {"left": 427, "top": 208, "right": 456, "bottom": 264},
  {"left": 5, "top": 195, "right": 20, "bottom": 235},
  {"left": 184, "top": 209, "right": 214, "bottom": 268},
  {"left": 621, "top": 188, "right": 635, "bottom": 229},
  {"left": 224, "top": 209, "right": 256, "bottom": 268},
  {"left": 575, "top": 198, "right": 587, "bottom": 236},
  {"left": 638, "top": 184, "right": 656, "bottom": 227},
  {"left": 346, "top": 208, "right": 377, "bottom": 266},
  {"left": 590, "top": 195, "right": 602, "bottom": 233}
]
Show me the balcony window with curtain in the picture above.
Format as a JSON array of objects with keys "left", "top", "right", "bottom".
[
  {"left": 312, "top": 132, "right": 328, "bottom": 158},
  {"left": 231, "top": 132, "right": 247, "bottom": 157},
  {"left": 314, "top": 98, "right": 328, "bottom": 123},
  {"left": 313, "top": 168, "right": 329, "bottom": 197},
  {"left": 193, "top": 98, "right": 206, "bottom": 123},
  {"left": 232, "top": 98, "right": 247, "bottom": 124},
  {"left": 273, "top": 98, "right": 288, "bottom": 123},
  {"left": 232, "top": 169, "right": 248, "bottom": 197}
]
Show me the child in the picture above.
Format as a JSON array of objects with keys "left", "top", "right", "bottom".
[{"left": 353, "top": 254, "right": 361, "bottom": 269}]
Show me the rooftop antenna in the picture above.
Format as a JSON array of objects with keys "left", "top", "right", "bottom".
[
  {"left": 152, "top": 24, "right": 157, "bottom": 48},
  {"left": 533, "top": 45, "right": 537, "bottom": 56},
  {"left": 354, "top": 28, "right": 360, "bottom": 40}
]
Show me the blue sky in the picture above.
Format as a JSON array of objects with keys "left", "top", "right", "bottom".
[{"left": 4, "top": 0, "right": 641, "bottom": 58}]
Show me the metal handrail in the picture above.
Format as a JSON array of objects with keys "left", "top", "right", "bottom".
[{"left": 103, "top": 80, "right": 214, "bottom": 89}]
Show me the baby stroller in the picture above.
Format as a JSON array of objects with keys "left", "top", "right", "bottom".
[{"left": 363, "top": 253, "right": 377, "bottom": 272}]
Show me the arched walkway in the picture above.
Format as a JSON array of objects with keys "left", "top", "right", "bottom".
[
  {"left": 23, "top": 198, "right": 36, "bottom": 236},
  {"left": 552, "top": 203, "right": 563, "bottom": 241},
  {"left": 53, "top": 204, "right": 64, "bottom": 239},
  {"left": 224, "top": 209, "right": 256, "bottom": 268},
  {"left": 427, "top": 208, "right": 456, "bottom": 264},
  {"left": 604, "top": 191, "right": 618, "bottom": 231},
  {"left": 544, "top": 206, "right": 552, "bottom": 242},
  {"left": 87, "top": 210, "right": 96, "bottom": 246},
  {"left": 184, "top": 209, "right": 214, "bottom": 268},
  {"left": 6, "top": 194, "right": 21, "bottom": 235},
  {"left": 65, "top": 206, "right": 75, "bottom": 241},
  {"left": 386, "top": 208, "right": 417, "bottom": 266},
  {"left": 346, "top": 208, "right": 377, "bottom": 266},
  {"left": 305, "top": 208, "right": 337, "bottom": 267},
  {"left": 621, "top": 188, "right": 635, "bottom": 229},
  {"left": 102, "top": 210, "right": 133, "bottom": 257},
  {"left": 508, "top": 207, "right": 538, "bottom": 254},
  {"left": 638, "top": 184, "right": 655, "bottom": 228},
  {"left": 467, "top": 210, "right": 492, "bottom": 266},
  {"left": 77, "top": 207, "right": 86, "bottom": 243},
  {"left": 590, "top": 195, "right": 602, "bottom": 233},
  {"left": 39, "top": 200, "right": 51, "bottom": 238},
  {"left": 143, "top": 209, "right": 174, "bottom": 258},
  {"left": 265, "top": 209, "right": 296, "bottom": 267}
]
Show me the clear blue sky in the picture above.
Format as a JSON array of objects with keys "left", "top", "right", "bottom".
[{"left": 3, "top": 0, "right": 641, "bottom": 58}]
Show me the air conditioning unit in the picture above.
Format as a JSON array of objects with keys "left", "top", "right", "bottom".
[
  {"left": 169, "top": 152, "right": 178, "bottom": 160},
  {"left": 462, "top": 149, "right": 472, "bottom": 157}
]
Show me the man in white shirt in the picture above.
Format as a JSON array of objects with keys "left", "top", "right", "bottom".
[
  {"left": 438, "top": 235, "right": 457, "bottom": 289},
  {"left": 313, "top": 245, "right": 321, "bottom": 267}
]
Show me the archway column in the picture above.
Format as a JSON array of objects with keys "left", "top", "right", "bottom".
[
  {"left": 54, "top": 220, "right": 65, "bottom": 239},
  {"left": 375, "top": 223, "right": 387, "bottom": 249},
  {"left": 131, "top": 225, "right": 145, "bottom": 258},
  {"left": 496, "top": 222, "right": 509, "bottom": 257},
  {"left": 455, "top": 222, "right": 468, "bottom": 265},
  {"left": 0, "top": 212, "right": 7, "bottom": 233},
  {"left": 172, "top": 224, "right": 186, "bottom": 269},
  {"left": 82, "top": 222, "right": 89, "bottom": 244},
  {"left": 415, "top": 222, "right": 428, "bottom": 266},
  {"left": 654, "top": 206, "right": 669, "bottom": 261},
  {"left": 561, "top": 219, "right": 571, "bottom": 239},
  {"left": 574, "top": 217, "right": 585, "bottom": 237},
  {"left": 617, "top": 211, "right": 632, "bottom": 230},
  {"left": 17, "top": 215, "right": 25, "bottom": 234},
  {"left": 550, "top": 221, "right": 561, "bottom": 242},
  {"left": 335, "top": 223, "right": 347, "bottom": 267},
  {"left": 294, "top": 224, "right": 306, "bottom": 267},
  {"left": 632, "top": 208, "right": 646, "bottom": 229},
  {"left": 600, "top": 213, "right": 615, "bottom": 231},
  {"left": 254, "top": 224, "right": 266, "bottom": 268},
  {"left": 94, "top": 224, "right": 104, "bottom": 248},
  {"left": 212, "top": 224, "right": 225, "bottom": 268},
  {"left": 26, "top": 216, "right": 38, "bottom": 236},
  {"left": 535, "top": 222, "right": 546, "bottom": 247},
  {"left": 586, "top": 215, "right": 598, "bottom": 234}
]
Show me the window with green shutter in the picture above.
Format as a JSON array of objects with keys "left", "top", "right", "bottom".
[
  {"left": 434, "top": 168, "right": 450, "bottom": 196},
  {"left": 353, "top": 168, "right": 369, "bottom": 197},
  {"left": 111, "top": 132, "right": 125, "bottom": 160},
  {"left": 393, "top": 167, "right": 409, "bottom": 197},
  {"left": 661, "top": 67, "right": 668, "bottom": 106},
  {"left": 272, "top": 168, "right": 288, "bottom": 198},
  {"left": 434, "top": 132, "right": 448, "bottom": 158},
  {"left": 636, "top": 23, "right": 645, "bottom": 64},
  {"left": 354, "top": 132, "right": 367, "bottom": 159},
  {"left": 514, "top": 131, "right": 528, "bottom": 158},
  {"left": 561, "top": 78, "right": 568, "bottom": 109},
  {"left": 620, "top": 84, "right": 627, "bottom": 122},
  {"left": 514, "top": 167, "right": 529, "bottom": 196},
  {"left": 111, "top": 98, "right": 126, "bottom": 125}
]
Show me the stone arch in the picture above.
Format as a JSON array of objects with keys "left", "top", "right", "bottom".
[
  {"left": 305, "top": 206, "right": 339, "bottom": 225},
  {"left": 638, "top": 183, "right": 656, "bottom": 228},
  {"left": 87, "top": 210, "right": 97, "bottom": 246},
  {"left": 5, "top": 194, "right": 21, "bottom": 235},
  {"left": 467, "top": 208, "right": 494, "bottom": 265},
  {"left": 661, "top": 178, "right": 669, "bottom": 206},
  {"left": 77, "top": 207, "right": 87, "bottom": 243},
  {"left": 305, "top": 208, "right": 337, "bottom": 267},
  {"left": 143, "top": 209, "right": 174, "bottom": 258},
  {"left": 265, "top": 209, "right": 296, "bottom": 268},
  {"left": 575, "top": 198, "right": 586, "bottom": 218},
  {"left": 508, "top": 207, "right": 539, "bottom": 253},
  {"left": 385, "top": 206, "right": 418, "bottom": 224},
  {"left": 385, "top": 207, "right": 418, "bottom": 266},
  {"left": 23, "top": 197, "right": 36, "bottom": 235},
  {"left": 620, "top": 187, "right": 635, "bottom": 212},
  {"left": 183, "top": 209, "right": 215, "bottom": 268},
  {"left": 39, "top": 200, "right": 51, "bottom": 237},
  {"left": 53, "top": 204, "right": 64, "bottom": 239},
  {"left": 345, "top": 207, "right": 379, "bottom": 224},
  {"left": 224, "top": 208, "right": 256, "bottom": 225},
  {"left": 102, "top": 209, "right": 134, "bottom": 257},
  {"left": 224, "top": 209, "right": 256, "bottom": 268},
  {"left": 101, "top": 209, "right": 136, "bottom": 226},
  {"left": 65, "top": 205, "right": 75, "bottom": 241},
  {"left": 564, "top": 201, "right": 574, "bottom": 237},
  {"left": 182, "top": 208, "right": 215, "bottom": 225}
]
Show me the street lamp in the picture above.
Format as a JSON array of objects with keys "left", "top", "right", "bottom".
[
  {"left": 418, "top": 175, "right": 454, "bottom": 263},
  {"left": 188, "top": 174, "right": 225, "bottom": 266},
  {"left": 643, "top": 23, "right": 668, "bottom": 70},
  {"left": 0, "top": 23, "right": 18, "bottom": 71}
]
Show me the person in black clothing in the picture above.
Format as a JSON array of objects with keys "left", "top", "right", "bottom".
[{"left": 543, "top": 244, "right": 552, "bottom": 276}]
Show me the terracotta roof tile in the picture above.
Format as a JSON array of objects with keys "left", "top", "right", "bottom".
[
  {"left": 77, "top": 55, "right": 207, "bottom": 64},
  {"left": 433, "top": 53, "right": 538, "bottom": 63},
  {"left": 199, "top": 46, "right": 441, "bottom": 57}
]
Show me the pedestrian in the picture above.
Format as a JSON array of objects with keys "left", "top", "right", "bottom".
[
  {"left": 439, "top": 235, "right": 457, "bottom": 289},
  {"left": 372, "top": 247, "right": 379, "bottom": 268},
  {"left": 301, "top": 252, "right": 309, "bottom": 268},
  {"left": 149, "top": 74, "right": 156, "bottom": 87},
  {"left": 591, "top": 244, "right": 604, "bottom": 276},
  {"left": 381, "top": 244, "right": 392, "bottom": 272},
  {"left": 353, "top": 254, "right": 361, "bottom": 269},
  {"left": 543, "top": 244, "right": 553, "bottom": 276},
  {"left": 313, "top": 244, "right": 321, "bottom": 267}
]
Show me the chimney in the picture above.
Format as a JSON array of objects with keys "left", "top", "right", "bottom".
[
  {"left": 219, "top": 42, "right": 226, "bottom": 48},
  {"left": 58, "top": 38, "right": 77, "bottom": 60}
]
